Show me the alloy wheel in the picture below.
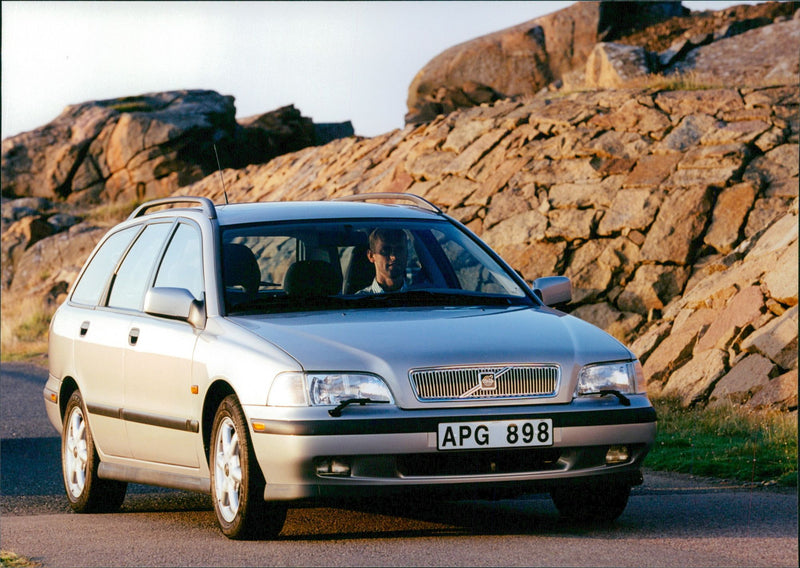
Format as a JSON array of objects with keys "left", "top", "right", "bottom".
[
  {"left": 64, "top": 406, "right": 89, "bottom": 499},
  {"left": 213, "top": 416, "right": 243, "bottom": 523}
]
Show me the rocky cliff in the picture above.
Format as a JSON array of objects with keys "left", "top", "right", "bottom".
[
  {"left": 0, "top": 92, "right": 353, "bottom": 206},
  {"left": 406, "top": 1, "right": 799, "bottom": 122},
  {"left": 405, "top": 1, "right": 688, "bottom": 124},
  {"left": 1, "top": 3, "right": 797, "bottom": 411}
]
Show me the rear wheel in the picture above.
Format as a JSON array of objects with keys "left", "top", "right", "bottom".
[
  {"left": 210, "top": 394, "right": 287, "bottom": 539},
  {"left": 550, "top": 480, "right": 631, "bottom": 523},
  {"left": 62, "top": 391, "right": 127, "bottom": 513}
]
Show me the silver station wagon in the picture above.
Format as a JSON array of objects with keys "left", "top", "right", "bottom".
[{"left": 45, "top": 193, "right": 656, "bottom": 539}]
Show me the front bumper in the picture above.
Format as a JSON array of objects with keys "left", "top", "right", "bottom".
[{"left": 245, "top": 396, "right": 657, "bottom": 501}]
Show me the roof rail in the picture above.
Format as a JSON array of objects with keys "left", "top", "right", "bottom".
[
  {"left": 128, "top": 196, "right": 217, "bottom": 220},
  {"left": 334, "top": 192, "right": 443, "bottom": 214}
]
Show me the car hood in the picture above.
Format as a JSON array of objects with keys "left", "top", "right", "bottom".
[{"left": 231, "top": 305, "right": 632, "bottom": 407}]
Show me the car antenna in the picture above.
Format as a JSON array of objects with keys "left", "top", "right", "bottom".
[{"left": 213, "top": 144, "right": 229, "bottom": 205}]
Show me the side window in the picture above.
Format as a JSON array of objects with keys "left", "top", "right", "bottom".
[
  {"left": 433, "top": 229, "right": 520, "bottom": 295},
  {"left": 71, "top": 226, "right": 139, "bottom": 306},
  {"left": 107, "top": 223, "right": 171, "bottom": 310},
  {"left": 154, "top": 223, "right": 204, "bottom": 301}
]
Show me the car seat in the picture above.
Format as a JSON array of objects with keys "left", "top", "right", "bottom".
[
  {"left": 223, "top": 243, "right": 261, "bottom": 307},
  {"left": 283, "top": 260, "right": 342, "bottom": 297},
  {"left": 342, "top": 245, "right": 375, "bottom": 294}
]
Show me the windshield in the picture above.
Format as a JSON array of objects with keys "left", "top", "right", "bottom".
[{"left": 221, "top": 218, "right": 533, "bottom": 313}]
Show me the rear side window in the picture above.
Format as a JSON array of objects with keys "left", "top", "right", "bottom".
[
  {"left": 107, "top": 223, "right": 172, "bottom": 310},
  {"left": 71, "top": 226, "right": 139, "bottom": 306}
]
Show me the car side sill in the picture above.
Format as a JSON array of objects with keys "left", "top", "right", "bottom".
[{"left": 98, "top": 463, "right": 211, "bottom": 494}]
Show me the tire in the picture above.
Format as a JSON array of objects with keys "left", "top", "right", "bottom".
[
  {"left": 550, "top": 480, "right": 631, "bottom": 523},
  {"left": 210, "top": 394, "right": 287, "bottom": 540},
  {"left": 62, "top": 391, "right": 127, "bottom": 513}
]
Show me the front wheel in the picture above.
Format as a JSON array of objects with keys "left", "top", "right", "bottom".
[
  {"left": 550, "top": 480, "right": 631, "bottom": 523},
  {"left": 210, "top": 395, "right": 287, "bottom": 539},
  {"left": 62, "top": 390, "right": 127, "bottom": 513}
]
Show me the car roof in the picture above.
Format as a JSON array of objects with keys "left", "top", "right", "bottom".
[{"left": 214, "top": 200, "right": 441, "bottom": 226}]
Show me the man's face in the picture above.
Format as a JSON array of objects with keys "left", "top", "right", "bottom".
[{"left": 368, "top": 235, "right": 408, "bottom": 287}]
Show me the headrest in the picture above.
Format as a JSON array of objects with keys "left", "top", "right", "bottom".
[{"left": 223, "top": 243, "right": 261, "bottom": 295}]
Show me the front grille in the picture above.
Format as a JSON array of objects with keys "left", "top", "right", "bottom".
[
  {"left": 397, "top": 448, "right": 563, "bottom": 477},
  {"left": 409, "top": 365, "right": 559, "bottom": 401}
]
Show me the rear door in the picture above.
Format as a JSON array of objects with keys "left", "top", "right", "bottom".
[{"left": 69, "top": 225, "right": 141, "bottom": 458}]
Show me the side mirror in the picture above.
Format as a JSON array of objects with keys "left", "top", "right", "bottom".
[
  {"left": 144, "top": 287, "right": 206, "bottom": 328},
  {"left": 532, "top": 276, "right": 572, "bottom": 306}
]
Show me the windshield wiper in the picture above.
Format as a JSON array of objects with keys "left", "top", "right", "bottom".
[
  {"left": 328, "top": 398, "right": 390, "bottom": 417},
  {"left": 347, "top": 289, "right": 518, "bottom": 307},
  {"left": 228, "top": 294, "right": 344, "bottom": 314},
  {"left": 598, "top": 390, "right": 631, "bottom": 406}
]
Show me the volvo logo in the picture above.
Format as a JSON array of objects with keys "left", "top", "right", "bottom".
[
  {"left": 459, "top": 368, "right": 509, "bottom": 398},
  {"left": 480, "top": 372, "right": 497, "bottom": 390}
]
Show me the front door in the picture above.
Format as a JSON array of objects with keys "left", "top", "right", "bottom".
[{"left": 122, "top": 221, "right": 205, "bottom": 467}]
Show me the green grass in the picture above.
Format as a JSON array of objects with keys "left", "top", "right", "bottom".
[
  {"left": 104, "top": 99, "right": 154, "bottom": 113},
  {"left": 0, "top": 296, "right": 53, "bottom": 362},
  {"left": 0, "top": 551, "right": 39, "bottom": 568},
  {"left": 14, "top": 310, "right": 52, "bottom": 343},
  {"left": 630, "top": 70, "right": 725, "bottom": 91},
  {"left": 647, "top": 397, "right": 798, "bottom": 487},
  {"left": 85, "top": 199, "right": 141, "bottom": 225}
]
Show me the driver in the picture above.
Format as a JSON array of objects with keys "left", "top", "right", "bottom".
[{"left": 359, "top": 228, "right": 409, "bottom": 293}]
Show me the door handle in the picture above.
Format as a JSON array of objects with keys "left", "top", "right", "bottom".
[
  {"left": 79, "top": 321, "right": 90, "bottom": 337},
  {"left": 129, "top": 327, "right": 140, "bottom": 346}
]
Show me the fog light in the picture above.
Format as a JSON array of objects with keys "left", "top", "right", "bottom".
[
  {"left": 605, "top": 445, "right": 630, "bottom": 464},
  {"left": 316, "top": 458, "right": 352, "bottom": 477}
]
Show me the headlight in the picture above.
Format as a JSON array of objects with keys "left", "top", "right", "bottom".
[
  {"left": 267, "top": 372, "right": 394, "bottom": 407},
  {"left": 267, "top": 372, "right": 308, "bottom": 406},
  {"left": 575, "top": 361, "right": 646, "bottom": 397}
]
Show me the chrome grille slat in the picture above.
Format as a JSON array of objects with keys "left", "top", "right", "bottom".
[{"left": 409, "top": 365, "right": 559, "bottom": 401}]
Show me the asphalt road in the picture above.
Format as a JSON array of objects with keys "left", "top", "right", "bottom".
[{"left": 1, "top": 362, "right": 797, "bottom": 567}]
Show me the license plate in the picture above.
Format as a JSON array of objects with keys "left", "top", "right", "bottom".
[{"left": 438, "top": 418, "right": 553, "bottom": 450}]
